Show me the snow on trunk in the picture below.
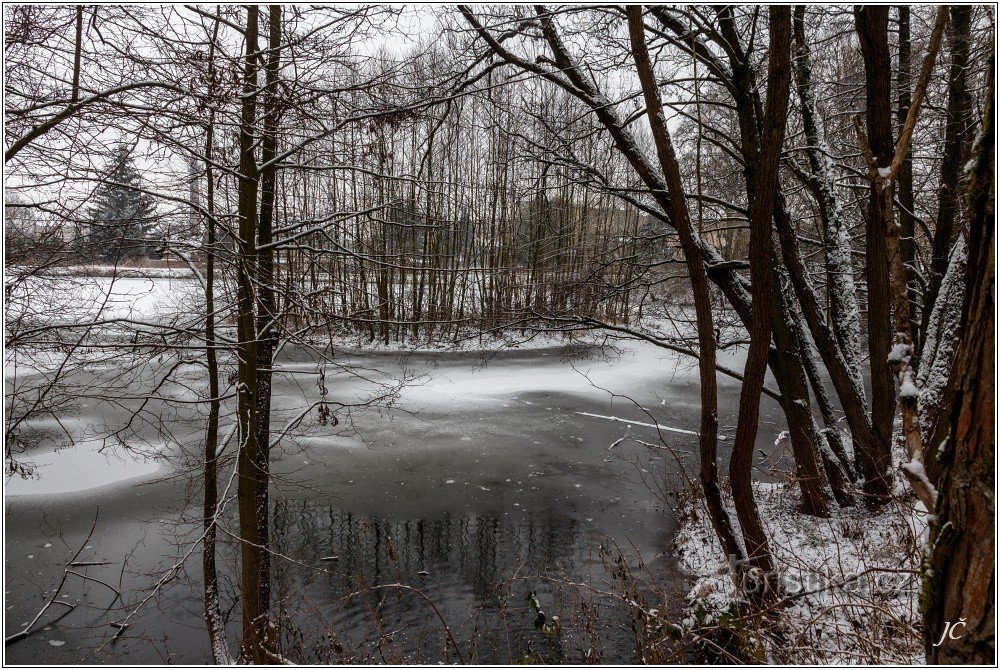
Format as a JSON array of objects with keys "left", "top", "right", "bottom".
[
  {"left": 793, "top": 28, "right": 866, "bottom": 403},
  {"left": 917, "top": 236, "right": 967, "bottom": 433}
]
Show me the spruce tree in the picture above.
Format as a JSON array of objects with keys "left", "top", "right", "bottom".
[{"left": 87, "top": 146, "right": 156, "bottom": 260}]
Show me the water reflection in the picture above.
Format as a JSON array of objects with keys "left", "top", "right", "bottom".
[{"left": 269, "top": 500, "right": 659, "bottom": 663}]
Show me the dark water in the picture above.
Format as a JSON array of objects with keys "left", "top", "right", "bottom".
[{"left": 5, "top": 341, "right": 784, "bottom": 663}]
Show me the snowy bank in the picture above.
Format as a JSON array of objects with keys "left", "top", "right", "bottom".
[
  {"left": 675, "top": 477, "right": 928, "bottom": 664},
  {"left": 307, "top": 327, "right": 605, "bottom": 354}
]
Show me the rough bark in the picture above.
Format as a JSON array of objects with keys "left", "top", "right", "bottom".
[
  {"left": 765, "top": 265, "right": 831, "bottom": 517},
  {"left": 918, "top": 237, "right": 967, "bottom": 482},
  {"left": 924, "top": 78, "right": 995, "bottom": 664}
]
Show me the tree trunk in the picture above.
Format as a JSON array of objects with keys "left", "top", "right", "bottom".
[
  {"left": 626, "top": 6, "right": 745, "bottom": 570},
  {"left": 235, "top": 6, "right": 269, "bottom": 663},
  {"left": 728, "top": 6, "right": 794, "bottom": 575},
  {"left": 791, "top": 5, "right": 866, "bottom": 404},
  {"left": 853, "top": 6, "right": 896, "bottom": 503},
  {"left": 254, "top": 5, "right": 282, "bottom": 627},
  {"left": 896, "top": 7, "right": 920, "bottom": 352},
  {"left": 200, "top": 13, "right": 229, "bottom": 658},
  {"left": 924, "top": 77, "right": 994, "bottom": 664},
  {"left": 790, "top": 7, "right": 871, "bottom": 482},
  {"left": 788, "top": 294, "right": 855, "bottom": 503},
  {"left": 857, "top": 6, "right": 948, "bottom": 511},
  {"left": 716, "top": 5, "right": 831, "bottom": 518},
  {"left": 920, "top": 5, "right": 973, "bottom": 355}
]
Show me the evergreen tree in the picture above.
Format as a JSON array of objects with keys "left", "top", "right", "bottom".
[{"left": 87, "top": 146, "right": 157, "bottom": 260}]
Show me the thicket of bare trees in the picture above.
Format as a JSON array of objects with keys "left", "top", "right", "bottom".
[{"left": 4, "top": 4, "right": 994, "bottom": 663}]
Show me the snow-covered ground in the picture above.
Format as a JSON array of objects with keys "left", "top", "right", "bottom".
[
  {"left": 38, "top": 264, "right": 197, "bottom": 279},
  {"left": 6, "top": 272, "right": 201, "bottom": 329},
  {"left": 6, "top": 271, "right": 607, "bottom": 352},
  {"left": 320, "top": 328, "right": 603, "bottom": 353},
  {"left": 675, "top": 466, "right": 928, "bottom": 664}
]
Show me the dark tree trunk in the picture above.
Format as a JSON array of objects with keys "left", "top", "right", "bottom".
[
  {"left": 254, "top": 4, "right": 282, "bottom": 624},
  {"left": 728, "top": 6, "right": 796, "bottom": 575},
  {"left": 789, "top": 297, "right": 856, "bottom": 504},
  {"left": 717, "top": 5, "right": 830, "bottom": 517},
  {"left": 896, "top": 6, "right": 920, "bottom": 351},
  {"left": 765, "top": 271, "right": 831, "bottom": 517},
  {"left": 853, "top": 6, "right": 896, "bottom": 503},
  {"left": 625, "top": 6, "right": 745, "bottom": 569},
  {"left": 771, "top": 185, "right": 873, "bottom": 492},
  {"left": 201, "top": 14, "right": 227, "bottom": 658},
  {"left": 924, "top": 78, "right": 995, "bottom": 664},
  {"left": 235, "top": 6, "right": 269, "bottom": 663}
]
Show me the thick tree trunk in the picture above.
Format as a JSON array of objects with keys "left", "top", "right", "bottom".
[
  {"left": 924, "top": 80, "right": 994, "bottom": 664},
  {"left": 918, "top": 238, "right": 967, "bottom": 481}
]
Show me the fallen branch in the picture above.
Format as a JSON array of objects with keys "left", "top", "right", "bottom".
[{"left": 5, "top": 509, "right": 101, "bottom": 647}]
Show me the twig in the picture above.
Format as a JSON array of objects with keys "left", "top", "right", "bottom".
[{"left": 5, "top": 509, "right": 100, "bottom": 647}]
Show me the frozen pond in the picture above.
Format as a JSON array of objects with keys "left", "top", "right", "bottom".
[{"left": 4, "top": 333, "right": 788, "bottom": 663}]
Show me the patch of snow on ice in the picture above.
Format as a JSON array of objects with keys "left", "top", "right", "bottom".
[{"left": 5, "top": 439, "right": 163, "bottom": 496}]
